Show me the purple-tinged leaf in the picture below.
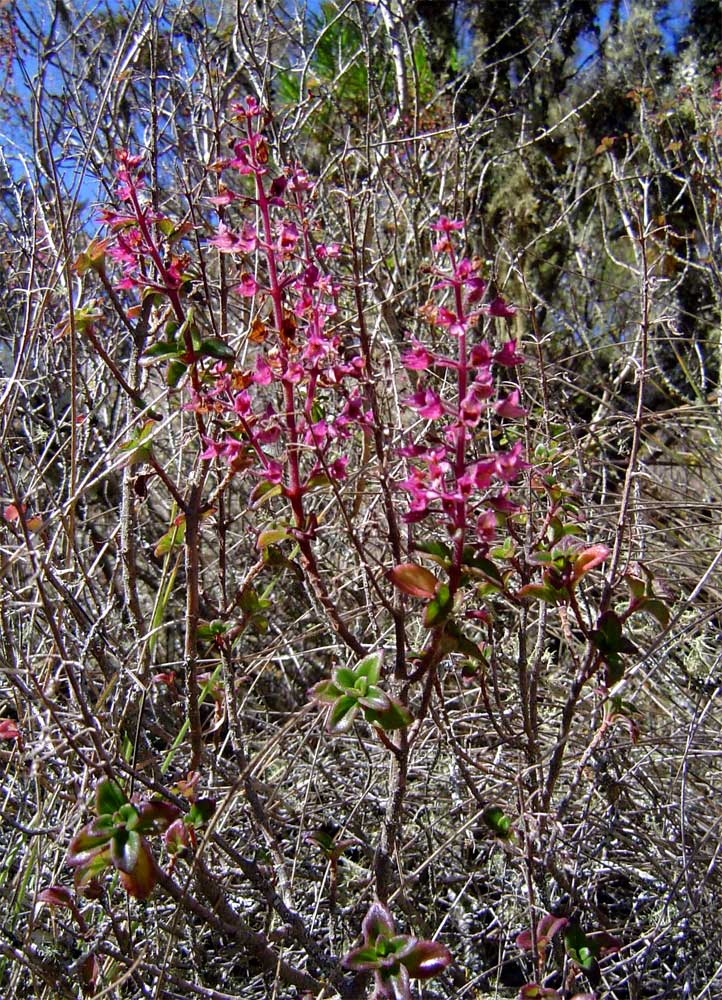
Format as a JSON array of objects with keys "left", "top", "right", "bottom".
[
  {"left": 362, "top": 901, "right": 396, "bottom": 942},
  {"left": 110, "top": 830, "right": 140, "bottom": 874},
  {"left": 307, "top": 679, "right": 342, "bottom": 704},
  {"left": 358, "top": 685, "right": 391, "bottom": 712},
  {"left": 343, "top": 945, "right": 381, "bottom": 971},
  {"left": 519, "top": 984, "right": 561, "bottom": 999},
  {"left": 113, "top": 833, "right": 157, "bottom": 899},
  {"left": 401, "top": 939, "right": 452, "bottom": 979},
  {"left": 537, "top": 913, "right": 569, "bottom": 944},
  {"left": 571, "top": 545, "right": 609, "bottom": 584},
  {"left": 379, "top": 964, "right": 411, "bottom": 1000},
  {"left": 67, "top": 817, "right": 115, "bottom": 862},
  {"left": 37, "top": 885, "right": 75, "bottom": 909},
  {"left": 164, "top": 817, "right": 190, "bottom": 857},
  {"left": 134, "top": 799, "right": 182, "bottom": 834}
]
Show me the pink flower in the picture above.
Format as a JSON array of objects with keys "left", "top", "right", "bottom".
[
  {"left": 405, "top": 387, "right": 445, "bottom": 420},
  {"left": 476, "top": 510, "right": 497, "bottom": 544},
  {"left": 494, "top": 340, "right": 524, "bottom": 367},
  {"left": 470, "top": 341, "right": 492, "bottom": 367},
  {"left": 487, "top": 296, "right": 516, "bottom": 319},
  {"left": 431, "top": 216, "right": 464, "bottom": 232},
  {"left": 401, "top": 339, "right": 433, "bottom": 371},
  {"left": 494, "top": 389, "right": 526, "bottom": 419},
  {"left": 329, "top": 456, "right": 348, "bottom": 480},
  {"left": 233, "top": 391, "right": 252, "bottom": 416},
  {"left": 236, "top": 273, "right": 260, "bottom": 297},
  {"left": 436, "top": 307, "right": 467, "bottom": 337},
  {"left": 494, "top": 441, "right": 528, "bottom": 482},
  {"left": 253, "top": 356, "right": 274, "bottom": 385},
  {"left": 209, "top": 223, "right": 243, "bottom": 253}
]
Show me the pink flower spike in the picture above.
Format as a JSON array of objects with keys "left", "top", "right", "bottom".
[
  {"left": 494, "top": 389, "right": 527, "bottom": 419},
  {"left": 487, "top": 296, "right": 516, "bottom": 318},
  {"left": 494, "top": 340, "right": 524, "bottom": 367}
]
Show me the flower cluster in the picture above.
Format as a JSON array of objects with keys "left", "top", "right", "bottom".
[
  {"left": 187, "top": 97, "right": 372, "bottom": 507},
  {"left": 398, "top": 217, "right": 526, "bottom": 549}
]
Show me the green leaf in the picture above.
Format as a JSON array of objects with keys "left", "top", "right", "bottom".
[
  {"left": 167, "top": 358, "right": 188, "bottom": 388},
  {"left": 517, "top": 582, "right": 566, "bottom": 604},
  {"left": 143, "top": 339, "right": 181, "bottom": 360},
  {"left": 413, "top": 540, "right": 452, "bottom": 568},
  {"left": 257, "top": 526, "right": 291, "bottom": 548},
  {"left": 328, "top": 695, "right": 359, "bottom": 734},
  {"left": 483, "top": 806, "right": 512, "bottom": 839},
  {"left": 200, "top": 337, "right": 235, "bottom": 360},
  {"left": 354, "top": 650, "right": 384, "bottom": 685},
  {"left": 154, "top": 518, "right": 186, "bottom": 558},
  {"left": 637, "top": 597, "right": 669, "bottom": 628},
  {"left": 117, "top": 419, "right": 157, "bottom": 467},
  {"left": 67, "top": 819, "right": 115, "bottom": 862},
  {"left": 114, "top": 833, "right": 157, "bottom": 900},
  {"left": 250, "top": 480, "right": 283, "bottom": 507},
  {"left": 423, "top": 583, "right": 452, "bottom": 627},
  {"left": 460, "top": 551, "right": 505, "bottom": 588},
  {"left": 358, "top": 684, "right": 391, "bottom": 712},
  {"left": 364, "top": 698, "right": 412, "bottom": 731},
  {"left": 332, "top": 666, "right": 357, "bottom": 691},
  {"left": 96, "top": 779, "right": 127, "bottom": 816},
  {"left": 308, "top": 678, "right": 342, "bottom": 704},
  {"left": 187, "top": 799, "right": 215, "bottom": 828}
]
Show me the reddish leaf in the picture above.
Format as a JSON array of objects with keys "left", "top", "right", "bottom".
[
  {"left": 0, "top": 719, "right": 21, "bottom": 742},
  {"left": 402, "top": 939, "right": 452, "bottom": 979},
  {"left": 571, "top": 545, "right": 609, "bottom": 583},
  {"left": 388, "top": 563, "right": 440, "bottom": 599}
]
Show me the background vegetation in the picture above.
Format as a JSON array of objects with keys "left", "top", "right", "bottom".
[{"left": 1, "top": 1, "right": 721, "bottom": 998}]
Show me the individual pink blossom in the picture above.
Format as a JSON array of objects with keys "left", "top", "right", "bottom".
[
  {"left": 494, "top": 340, "right": 524, "bottom": 367},
  {"left": 431, "top": 215, "right": 464, "bottom": 233},
  {"left": 476, "top": 510, "right": 497, "bottom": 544},
  {"left": 470, "top": 341, "right": 492, "bottom": 367},
  {"left": 401, "top": 339, "right": 433, "bottom": 371},
  {"left": 494, "top": 441, "right": 528, "bottom": 482},
  {"left": 405, "top": 387, "right": 445, "bottom": 420},
  {"left": 436, "top": 307, "right": 468, "bottom": 338},
  {"left": 236, "top": 273, "right": 260, "bottom": 297},
  {"left": 494, "top": 389, "right": 526, "bottom": 419},
  {"left": 487, "top": 296, "right": 516, "bottom": 318}
]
